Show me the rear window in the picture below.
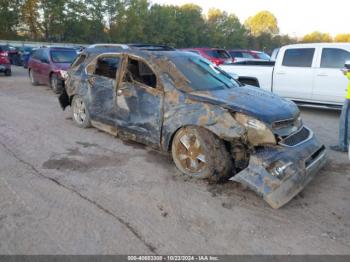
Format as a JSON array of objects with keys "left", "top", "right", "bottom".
[
  {"left": 204, "top": 50, "right": 231, "bottom": 59},
  {"left": 282, "top": 48, "right": 315, "bottom": 67},
  {"left": 50, "top": 50, "right": 77, "bottom": 63}
]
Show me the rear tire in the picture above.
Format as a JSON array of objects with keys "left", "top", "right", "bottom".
[
  {"left": 171, "top": 126, "right": 233, "bottom": 182},
  {"left": 29, "top": 69, "right": 38, "bottom": 85},
  {"left": 71, "top": 96, "right": 91, "bottom": 128}
]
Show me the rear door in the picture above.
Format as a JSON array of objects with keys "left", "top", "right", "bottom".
[
  {"left": 273, "top": 47, "right": 315, "bottom": 100},
  {"left": 312, "top": 47, "right": 350, "bottom": 104}
]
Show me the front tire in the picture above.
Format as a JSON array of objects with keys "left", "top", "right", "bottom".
[
  {"left": 171, "top": 126, "right": 233, "bottom": 182},
  {"left": 71, "top": 96, "right": 91, "bottom": 128}
]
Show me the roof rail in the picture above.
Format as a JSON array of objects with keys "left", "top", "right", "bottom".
[{"left": 88, "top": 44, "right": 129, "bottom": 49}]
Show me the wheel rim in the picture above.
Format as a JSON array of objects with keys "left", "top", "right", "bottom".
[
  {"left": 175, "top": 132, "right": 207, "bottom": 173},
  {"left": 73, "top": 98, "right": 87, "bottom": 125}
]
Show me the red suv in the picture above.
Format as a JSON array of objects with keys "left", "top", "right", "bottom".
[
  {"left": 0, "top": 46, "right": 11, "bottom": 76},
  {"left": 28, "top": 47, "right": 78, "bottom": 93},
  {"left": 181, "top": 48, "right": 233, "bottom": 66}
]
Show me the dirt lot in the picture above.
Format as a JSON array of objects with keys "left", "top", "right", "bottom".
[{"left": 0, "top": 66, "right": 349, "bottom": 255}]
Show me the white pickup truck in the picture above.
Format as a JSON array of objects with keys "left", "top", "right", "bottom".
[{"left": 221, "top": 43, "right": 350, "bottom": 109}]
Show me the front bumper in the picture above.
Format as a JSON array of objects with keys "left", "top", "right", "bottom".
[{"left": 230, "top": 126, "right": 327, "bottom": 209}]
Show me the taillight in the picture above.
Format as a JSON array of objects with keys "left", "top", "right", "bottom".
[{"left": 0, "top": 52, "right": 8, "bottom": 57}]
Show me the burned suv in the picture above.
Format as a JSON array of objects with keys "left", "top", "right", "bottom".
[{"left": 59, "top": 44, "right": 327, "bottom": 208}]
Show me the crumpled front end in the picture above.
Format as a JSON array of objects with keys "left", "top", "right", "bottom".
[{"left": 231, "top": 127, "right": 327, "bottom": 209}]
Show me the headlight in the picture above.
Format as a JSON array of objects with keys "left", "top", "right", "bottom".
[{"left": 234, "top": 113, "right": 276, "bottom": 146}]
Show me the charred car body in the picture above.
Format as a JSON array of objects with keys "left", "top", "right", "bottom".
[{"left": 59, "top": 44, "right": 327, "bottom": 208}]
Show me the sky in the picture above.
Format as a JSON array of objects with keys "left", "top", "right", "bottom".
[{"left": 151, "top": 0, "right": 350, "bottom": 37}]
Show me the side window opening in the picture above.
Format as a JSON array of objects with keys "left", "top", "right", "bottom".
[
  {"left": 124, "top": 58, "right": 157, "bottom": 88},
  {"left": 282, "top": 48, "right": 315, "bottom": 67},
  {"left": 94, "top": 57, "right": 120, "bottom": 79}
]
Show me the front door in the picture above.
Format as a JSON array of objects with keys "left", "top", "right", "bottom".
[
  {"left": 86, "top": 55, "right": 122, "bottom": 125},
  {"left": 313, "top": 47, "right": 350, "bottom": 104},
  {"left": 115, "top": 56, "right": 163, "bottom": 146},
  {"left": 273, "top": 48, "right": 316, "bottom": 101}
]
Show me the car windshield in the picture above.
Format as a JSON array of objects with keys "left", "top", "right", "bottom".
[
  {"left": 50, "top": 50, "right": 77, "bottom": 63},
  {"left": 171, "top": 56, "right": 240, "bottom": 91},
  {"left": 204, "top": 50, "right": 231, "bottom": 59},
  {"left": 256, "top": 52, "right": 271, "bottom": 60}
]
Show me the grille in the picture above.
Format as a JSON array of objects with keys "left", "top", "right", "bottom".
[{"left": 280, "top": 127, "right": 311, "bottom": 147}]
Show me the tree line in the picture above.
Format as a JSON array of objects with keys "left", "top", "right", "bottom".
[{"left": 0, "top": 0, "right": 349, "bottom": 52}]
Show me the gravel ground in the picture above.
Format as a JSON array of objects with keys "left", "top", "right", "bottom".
[{"left": 0, "top": 66, "right": 349, "bottom": 255}]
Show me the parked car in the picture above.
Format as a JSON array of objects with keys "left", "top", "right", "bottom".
[
  {"left": 181, "top": 48, "right": 233, "bottom": 65},
  {"left": 0, "top": 46, "right": 11, "bottom": 76},
  {"left": 28, "top": 47, "right": 78, "bottom": 93},
  {"left": 0, "top": 44, "right": 22, "bottom": 65},
  {"left": 58, "top": 44, "right": 326, "bottom": 209},
  {"left": 221, "top": 43, "right": 350, "bottom": 109},
  {"left": 228, "top": 49, "right": 271, "bottom": 63},
  {"left": 19, "top": 46, "right": 36, "bottom": 68}
]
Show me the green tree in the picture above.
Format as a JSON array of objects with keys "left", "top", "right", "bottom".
[
  {"left": 0, "top": 0, "right": 23, "bottom": 39},
  {"left": 144, "top": 4, "right": 181, "bottom": 46},
  {"left": 244, "top": 11, "right": 279, "bottom": 36},
  {"left": 175, "top": 4, "right": 206, "bottom": 47},
  {"left": 21, "top": 0, "right": 41, "bottom": 40},
  {"left": 302, "top": 31, "right": 333, "bottom": 43},
  {"left": 206, "top": 8, "right": 247, "bottom": 48},
  {"left": 40, "top": 0, "right": 66, "bottom": 41}
]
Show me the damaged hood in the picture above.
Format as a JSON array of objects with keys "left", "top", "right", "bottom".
[{"left": 188, "top": 85, "right": 299, "bottom": 125}]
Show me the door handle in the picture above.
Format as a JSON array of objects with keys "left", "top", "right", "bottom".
[
  {"left": 317, "top": 73, "right": 328, "bottom": 77},
  {"left": 276, "top": 71, "right": 286, "bottom": 75}
]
